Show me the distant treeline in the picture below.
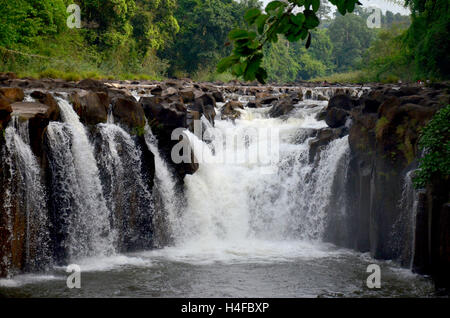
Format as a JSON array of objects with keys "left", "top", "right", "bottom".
[{"left": 0, "top": 0, "right": 448, "bottom": 82}]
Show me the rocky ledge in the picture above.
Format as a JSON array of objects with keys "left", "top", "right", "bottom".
[{"left": 322, "top": 83, "right": 450, "bottom": 292}]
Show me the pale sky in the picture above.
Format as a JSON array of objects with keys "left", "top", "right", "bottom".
[
  {"left": 260, "top": 0, "right": 411, "bottom": 15},
  {"left": 359, "top": 0, "right": 410, "bottom": 14}
]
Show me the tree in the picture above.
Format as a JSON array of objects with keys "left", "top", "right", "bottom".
[
  {"left": 162, "top": 0, "right": 260, "bottom": 76},
  {"left": 328, "top": 13, "right": 374, "bottom": 72},
  {"left": 217, "top": 0, "right": 362, "bottom": 83},
  {"left": 0, "top": 0, "right": 67, "bottom": 47},
  {"left": 405, "top": 0, "right": 450, "bottom": 79}
]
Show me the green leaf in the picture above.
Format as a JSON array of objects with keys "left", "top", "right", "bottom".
[
  {"left": 265, "top": 1, "right": 286, "bottom": 13},
  {"left": 217, "top": 55, "right": 239, "bottom": 73},
  {"left": 256, "top": 14, "right": 269, "bottom": 34},
  {"left": 311, "top": 0, "right": 320, "bottom": 12},
  {"left": 228, "top": 29, "right": 249, "bottom": 40},
  {"left": 304, "top": 10, "right": 320, "bottom": 29},
  {"left": 255, "top": 67, "right": 268, "bottom": 84},
  {"left": 291, "top": 13, "right": 305, "bottom": 26},
  {"left": 244, "top": 8, "right": 261, "bottom": 25}
]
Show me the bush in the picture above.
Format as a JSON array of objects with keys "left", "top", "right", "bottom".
[{"left": 413, "top": 105, "right": 450, "bottom": 188}]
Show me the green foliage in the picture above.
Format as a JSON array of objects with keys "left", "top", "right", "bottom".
[
  {"left": 217, "top": 0, "right": 361, "bottom": 82},
  {"left": 0, "top": 0, "right": 68, "bottom": 47},
  {"left": 309, "top": 70, "right": 369, "bottom": 83},
  {"left": 361, "top": 24, "right": 413, "bottom": 82},
  {"left": 328, "top": 13, "right": 375, "bottom": 72},
  {"left": 413, "top": 105, "right": 450, "bottom": 189},
  {"left": 405, "top": 0, "right": 450, "bottom": 80},
  {"left": 162, "top": 0, "right": 259, "bottom": 77}
]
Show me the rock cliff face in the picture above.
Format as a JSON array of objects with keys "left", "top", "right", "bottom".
[{"left": 322, "top": 84, "right": 450, "bottom": 291}]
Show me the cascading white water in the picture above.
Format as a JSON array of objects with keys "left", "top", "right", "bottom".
[
  {"left": 0, "top": 119, "right": 50, "bottom": 273},
  {"left": 143, "top": 125, "right": 181, "bottom": 245},
  {"left": 95, "top": 123, "right": 154, "bottom": 251},
  {"left": 169, "top": 94, "right": 351, "bottom": 258},
  {"left": 46, "top": 98, "right": 115, "bottom": 260},
  {"left": 393, "top": 170, "right": 420, "bottom": 267}
]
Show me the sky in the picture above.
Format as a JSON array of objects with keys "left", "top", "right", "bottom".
[
  {"left": 260, "top": 0, "right": 411, "bottom": 15},
  {"left": 359, "top": 0, "right": 410, "bottom": 14}
]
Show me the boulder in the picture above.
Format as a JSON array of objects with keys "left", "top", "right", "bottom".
[
  {"left": 325, "top": 107, "right": 349, "bottom": 128},
  {"left": 141, "top": 96, "right": 186, "bottom": 129},
  {"left": 69, "top": 90, "right": 109, "bottom": 125},
  {"left": 268, "top": 98, "right": 294, "bottom": 117},
  {"left": 179, "top": 88, "right": 196, "bottom": 103},
  {"left": 328, "top": 94, "right": 356, "bottom": 111},
  {"left": 193, "top": 92, "right": 216, "bottom": 125},
  {"left": 29, "top": 91, "right": 60, "bottom": 121},
  {"left": 260, "top": 96, "right": 278, "bottom": 105},
  {"left": 0, "top": 87, "right": 24, "bottom": 103},
  {"left": 161, "top": 87, "right": 178, "bottom": 97},
  {"left": 77, "top": 78, "right": 106, "bottom": 91},
  {"left": 111, "top": 95, "right": 146, "bottom": 130},
  {"left": 220, "top": 101, "right": 243, "bottom": 120},
  {"left": 0, "top": 96, "right": 12, "bottom": 129}
]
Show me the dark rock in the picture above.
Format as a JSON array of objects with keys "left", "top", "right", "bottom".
[
  {"left": 268, "top": 98, "right": 294, "bottom": 117},
  {"left": 179, "top": 88, "right": 196, "bottom": 103},
  {"left": 69, "top": 91, "right": 109, "bottom": 125},
  {"left": 111, "top": 95, "right": 146, "bottom": 130},
  {"left": 0, "top": 96, "right": 12, "bottom": 129},
  {"left": 328, "top": 94, "right": 356, "bottom": 111},
  {"left": 325, "top": 108, "right": 349, "bottom": 128},
  {"left": 220, "top": 101, "right": 243, "bottom": 120},
  {"left": 194, "top": 92, "right": 216, "bottom": 125},
  {"left": 77, "top": 78, "right": 106, "bottom": 91},
  {"left": 28, "top": 92, "right": 60, "bottom": 121},
  {"left": 260, "top": 96, "right": 278, "bottom": 105},
  {"left": 0, "top": 87, "right": 24, "bottom": 103}
]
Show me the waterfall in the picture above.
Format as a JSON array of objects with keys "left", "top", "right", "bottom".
[
  {"left": 0, "top": 119, "right": 50, "bottom": 275},
  {"left": 392, "top": 170, "right": 419, "bottom": 268},
  {"left": 143, "top": 125, "right": 181, "bottom": 246},
  {"left": 46, "top": 98, "right": 115, "bottom": 261},
  {"left": 177, "top": 101, "right": 350, "bottom": 248},
  {"left": 94, "top": 123, "right": 153, "bottom": 251}
]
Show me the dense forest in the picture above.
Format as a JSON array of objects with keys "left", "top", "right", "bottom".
[{"left": 0, "top": 0, "right": 448, "bottom": 83}]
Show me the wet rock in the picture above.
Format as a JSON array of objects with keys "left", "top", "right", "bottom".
[
  {"left": 179, "top": 88, "right": 196, "bottom": 103},
  {"left": 150, "top": 85, "right": 165, "bottom": 96},
  {"left": 193, "top": 92, "right": 216, "bottom": 125},
  {"left": 161, "top": 87, "right": 178, "bottom": 97},
  {"left": 246, "top": 100, "right": 262, "bottom": 108},
  {"left": 220, "top": 101, "right": 243, "bottom": 120},
  {"left": 328, "top": 94, "right": 356, "bottom": 111},
  {"left": 308, "top": 128, "right": 343, "bottom": 163},
  {"left": 69, "top": 91, "right": 109, "bottom": 125},
  {"left": 268, "top": 98, "right": 294, "bottom": 117},
  {"left": 0, "top": 96, "right": 12, "bottom": 129},
  {"left": 77, "top": 78, "right": 107, "bottom": 91},
  {"left": 325, "top": 108, "right": 349, "bottom": 128},
  {"left": 29, "top": 91, "right": 60, "bottom": 121},
  {"left": 111, "top": 95, "right": 146, "bottom": 130},
  {"left": 260, "top": 96, "right": 278, "bottom": 105},
  {"left": 0, "top": 87, "right": 24, "bottom": 103}
]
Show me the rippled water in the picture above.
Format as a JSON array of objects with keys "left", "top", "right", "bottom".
[{"left": 0, "top": 241, "right": 435, "bottom": 297}]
